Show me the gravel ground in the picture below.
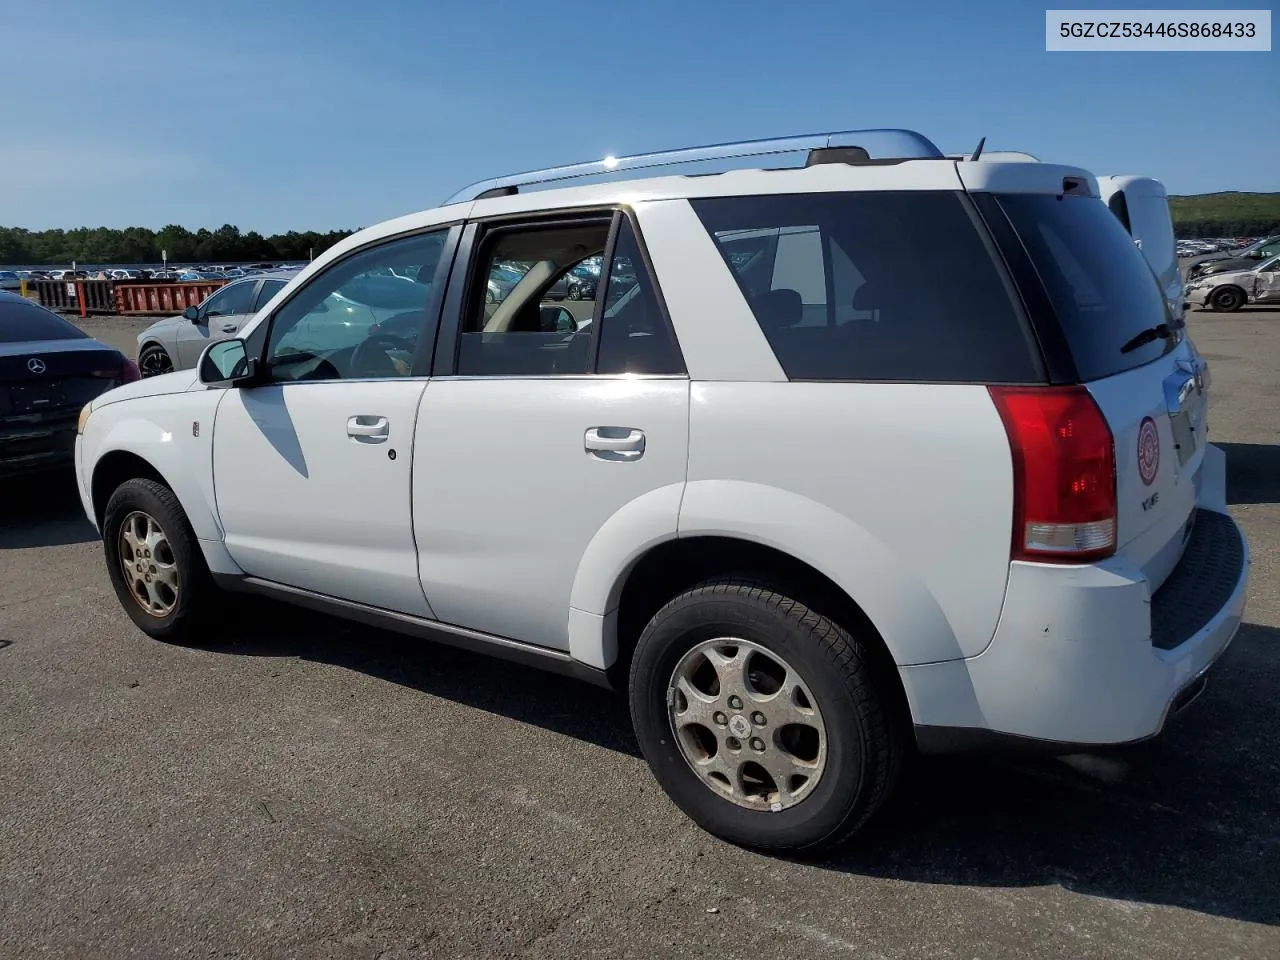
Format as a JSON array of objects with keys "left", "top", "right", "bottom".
[{"left": 1, "top": 307, "right": 1277, "bottom": 960}]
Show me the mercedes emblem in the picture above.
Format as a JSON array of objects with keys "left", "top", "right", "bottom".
[{"left": 27, "top": 358, "right": 47, "bottom": 374}]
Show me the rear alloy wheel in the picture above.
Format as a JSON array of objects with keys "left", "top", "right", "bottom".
[
  {"left": 1209, "top": 285, "right": 1245, "bottom": 313},
  {"left": 138, "top": 343, "right": 174, "bottom": 377},
  {"left": 102, "top": 478, "right": 217, "bottom": 643},
  {"left": 629, "top": 577, "right": 904, "bottom": 853}
]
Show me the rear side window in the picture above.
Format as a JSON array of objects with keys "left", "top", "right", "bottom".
[
  {"left": 0, "top": 299, "right": 89, "bottom": 343},
  {"left": 993, "top": 194, "right": 1176, "bottom": 382},
  {"left": 595, "top": 218, "right": 684, "bottom": 375},
  {"left": 254, "top": 279, "right": 287, "bottom": 310},
  {"left": 690, "top": 192, "right": 1041, "bottom": 383}
]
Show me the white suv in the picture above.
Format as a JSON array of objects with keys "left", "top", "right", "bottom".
[{"left": 73, "top": 129, "right": 1250, "bottom": 853}]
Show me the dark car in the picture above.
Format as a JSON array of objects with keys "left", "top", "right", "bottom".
[
  {"left": 1186, "top": 235, "right": 1280, "bottom": 281},
  {"left": 0, "top": 291, "right": 139, "bottom": 476}
]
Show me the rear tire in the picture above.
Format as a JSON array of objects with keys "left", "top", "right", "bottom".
[
  {"left": 628, "top": 577, "right": 904, "bottom": 854},
  {"left": 102, "top": 478, "right": 217, "bottom": 644},
  {"left": 1210, "top": 285, "right": 1245, "bottom": 312},
  {"left": 138, "top": 343, "right": 174, "bottom": 377}
]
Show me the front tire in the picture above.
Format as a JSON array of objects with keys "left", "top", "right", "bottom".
[
  {"left": 138, "top": 343, "right": 174, "bottom": 377},
  {"left": 628, "top": 577, "right": 904, "bottom": 853},
  {"left": 1210, "top": 285, "right": 1245, "bottom": 312},
  {"left": 102, "top": 478, "right": 216, "bottom": 643}
]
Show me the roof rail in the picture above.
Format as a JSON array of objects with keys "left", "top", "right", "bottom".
[
  {"left": 946, "top": 150, "right": 1041, "bottom": 163},
  {"left": 444, "top": 128, "right": 944, "bottom": 205}
]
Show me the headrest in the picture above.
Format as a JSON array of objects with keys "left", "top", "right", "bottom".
[
  {"left": 754, "top": 288, "right": 803, "bottom": 330},
  {"left": 851, "top": 282, "right": 878, "bottom": 311}
]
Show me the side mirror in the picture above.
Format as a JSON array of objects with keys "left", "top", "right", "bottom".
[
  {"left": 183, "top": 305, "right": 201, "bottom": 322},
  {"left": 199, "top": 338, "right": 256, "bottom": 387}
]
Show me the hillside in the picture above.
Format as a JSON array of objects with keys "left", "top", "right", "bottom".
[{"left": 1168, "top": 192, "right": 1280, "bottom": 238}]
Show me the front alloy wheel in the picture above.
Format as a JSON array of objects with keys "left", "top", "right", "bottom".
[
  {"left": 117, "top": 511, "right": 180, "bottom": 616},
  {"left": 102, "top": 477, "right": 217, "bottom": 643},
  {"left": 138, "top": 344, "right": 174, "bottom": 377}
]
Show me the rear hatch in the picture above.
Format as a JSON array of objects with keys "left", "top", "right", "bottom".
[
  {"left": 0, "top": 341, "right": 126, "bottom": 420},
  {"left": 980, "top": 185, "right": 1207, "bottom": 590}
]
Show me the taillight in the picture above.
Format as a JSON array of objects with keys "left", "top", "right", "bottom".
[
  {"left": 988, "top": 385, "right": 1117, "bottom": 563},
  {"left": 94, "top": 359, "right": 141, "bottom": 385}
]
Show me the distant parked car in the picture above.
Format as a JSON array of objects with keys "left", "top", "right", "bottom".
[
  {"left": 0, "top": 271, "right": 21, "bottom": 292},
  {"left": 1186, "top": 254, "right": 1280, "bottom": 312},
  {"left": 136, "top": 271, "right": 299, "bottom": 376},
  {"left": 1186, "top": 235, "right": 1280, "bottom": 282},
  {"left": 0, "top": 291, "right": 139, "bottom": 476}
]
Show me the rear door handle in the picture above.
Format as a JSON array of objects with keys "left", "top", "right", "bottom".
[
  {"left": 585, "top": 427, "right": 645, "bottom": 460},
  {"left": 347, "top": 415, "right": 389, "bottom": 442}
]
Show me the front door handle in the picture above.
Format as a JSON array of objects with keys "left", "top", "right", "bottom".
[
  {"left": 585, "top": 427, "right": 645, "bottom": 460},
  {"left": 347, "top": 415, "right": 389, "bottom": 442}
]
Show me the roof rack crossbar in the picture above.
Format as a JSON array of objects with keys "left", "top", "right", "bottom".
[{"left": 444, "top": 128, "right": 944, "bottom": 205}]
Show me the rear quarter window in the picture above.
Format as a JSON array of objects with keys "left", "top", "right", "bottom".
[
  {"left": 990, "top": 193, "right": 1177, "bottom": 382},
  {"left": 690, "top": 191, "right": 1042, "bottom": 383}
]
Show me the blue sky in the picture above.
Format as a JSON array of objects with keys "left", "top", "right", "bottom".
[{"left": 1, "top": 0, "right": 1274, "bottom": 232}]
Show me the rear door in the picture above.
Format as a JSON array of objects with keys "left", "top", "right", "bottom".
[
  {"left": 985, "top": 190, "right": 1208, "bottom": 589},
  {"left": 411, "top": 209, "right": 689, "bottom": 651}
]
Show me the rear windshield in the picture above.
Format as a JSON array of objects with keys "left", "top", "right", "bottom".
[
  {"left": 994, "top": 193, "right": 1177, "bottom": 382},
  {"left": 689, "top": 191, "right": 1042, "bottom": 383},
  {"left": 0, "top": 299, "right": 89, "bottom": 343}
]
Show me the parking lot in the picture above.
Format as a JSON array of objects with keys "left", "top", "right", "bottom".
[{"left": 2, "top": 309, "right": 1277, "bottom": 960}]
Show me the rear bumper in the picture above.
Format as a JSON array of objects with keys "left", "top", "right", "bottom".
[
  {"left": 907, "top": 450, "right": 1249, "bottom": 751},
  {"left": 0, "top": 415, "right": 78, "bottom": 477}
]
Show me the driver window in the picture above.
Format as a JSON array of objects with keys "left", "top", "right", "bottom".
[
  {"left": 457, "top": 219, "right": 610, "bottom": 377},
  {"left": 263, "top": 229, "right": 447, "bottom": 382},
  {"left": 203, "top": 280, "right": 256, "bottom": 318}
]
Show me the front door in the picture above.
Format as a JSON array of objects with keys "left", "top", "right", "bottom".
[
  {"left": 176, "top": 279, "right": 260, "bottom": 368},
  {"left": 212, "top": 226, "right": 457, "bottom": 616},
  {"left": 413, "top": 213, "right": 690, "bottom": 650},
  {"left": 1252, "top": 257, "right": 1280, "bottom": 304}
]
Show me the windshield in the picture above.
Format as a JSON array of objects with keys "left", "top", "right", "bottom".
[
  {"left": 0, "top": 299, "right": 90, "bottom": 343},
  {"left": 995, "top": 193, "right": 1178, "bottom": 382}
]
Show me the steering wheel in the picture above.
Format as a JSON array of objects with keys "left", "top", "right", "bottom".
[{"left": 349, "top": 334, "right": 414, "bottom": 378}]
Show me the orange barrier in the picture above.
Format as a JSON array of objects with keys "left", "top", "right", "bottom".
[{"left": 113, "top": 281, "right": 227, "bottom": 315}]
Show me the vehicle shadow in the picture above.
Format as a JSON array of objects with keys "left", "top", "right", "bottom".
[
  {"left": 1218, "top": 442, "right": 1280, "bottom": 505},
  {"left": 0, "top": 471, "right": 98, "bottom": 549},
  {"left": 819, "top": 621, "right": 1280, "bottom": 927},
  {"left": 209, "top": 601, "right": 1278, "bottom": 925},
  {"left": 208, "top": 596, "right": 640, "bottom": 756}
]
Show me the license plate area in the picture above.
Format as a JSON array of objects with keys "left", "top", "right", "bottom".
[{"left": 9, "top": 381, "right": 66, "bottom": 413}]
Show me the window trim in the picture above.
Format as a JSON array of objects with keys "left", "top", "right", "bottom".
[{"left": 246, "top": 222, "right": 463, "bottom": 386}]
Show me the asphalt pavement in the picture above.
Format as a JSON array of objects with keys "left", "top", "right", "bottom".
[{"left": 1, "top": 308, "right": 1277, "bottom": 960}]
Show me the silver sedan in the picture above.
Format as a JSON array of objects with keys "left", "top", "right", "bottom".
[{"left": 136, "top": 271, "right": 298, "bottom": 376}]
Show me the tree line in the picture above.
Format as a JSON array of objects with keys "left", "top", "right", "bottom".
[
  {"left": 0, "top": 224, "right": 358, "bottom": 266},
  {"left": 1174, "top": 219, "right": 1280, "bottom": 239}
]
